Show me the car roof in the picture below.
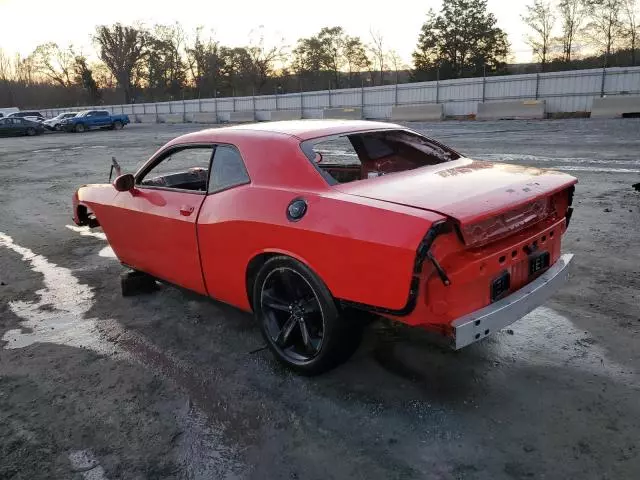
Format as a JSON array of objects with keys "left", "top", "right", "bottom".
[{"left": 172, "top": 120, "right": 406, "bottom": 144}]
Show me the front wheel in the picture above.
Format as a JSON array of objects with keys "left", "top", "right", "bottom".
[
  {"left": 112, "top": 120, "right": 123, "bottom": 130},
  {"left": 252, "top": 256, "right": 362, "bottom": 375},
  {"left": 26, "top": 127, "right": 36, "bottom": 136},
  {"left": 75, "top": 123, "right": 85, "bottom": 133}
]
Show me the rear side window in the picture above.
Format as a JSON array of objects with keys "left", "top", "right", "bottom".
[
  {"left": 208, "top": 145, "right": 250, "bottom": 193},
  {"left": 301, "top": 129, "right": 459, "bottom": 185}
]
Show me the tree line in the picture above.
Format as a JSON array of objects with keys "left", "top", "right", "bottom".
[
  {"left": 1, "top": 0, "right": 638, "bottom": 109},
  {"left": 520, "top": 0, "right": 638, "bottom": 70}
]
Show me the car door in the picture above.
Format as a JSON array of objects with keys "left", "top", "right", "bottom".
[
  {"left": 0, "top": 119, "right": 10, "bottom": 136},
  {"left": 11, "top": 118, "right": 26, "bottom": 135},
  {"left": 94, "top": 111, "right": 110, "bottom": 127},
  {"left": 104, "top": 145, "right": 214, "bottom": 295},
  {"left": 83, "top": 111, "right": 97, "bottom": 128},
  {"left": 197, "top": 144, "right": 252, "bottom": 305}
]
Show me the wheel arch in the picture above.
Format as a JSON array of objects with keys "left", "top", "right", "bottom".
[{"left": 244, "top": 249, "right": 329, "bottom": 311}]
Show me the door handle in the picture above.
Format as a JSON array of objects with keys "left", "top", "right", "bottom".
[{"left": 180, "top": 205, "right": 195, "bottom": 216}]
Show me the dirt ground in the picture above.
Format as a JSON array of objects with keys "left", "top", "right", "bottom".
[{"left": 0, "top": 119, "right": 639, "bottom": 480}]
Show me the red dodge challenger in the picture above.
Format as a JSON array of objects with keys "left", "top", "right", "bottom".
[{"left": 72, "top": 120, "right": 577, "bottom": 374}]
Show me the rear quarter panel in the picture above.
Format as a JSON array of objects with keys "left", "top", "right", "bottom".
[{"left": 197, "top": 185, "right": 445, "bottom": 312}]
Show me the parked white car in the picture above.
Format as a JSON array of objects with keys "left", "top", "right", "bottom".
[
  {"left": 0, "top": 107, "right": 20, "bottom": 118},
  {"left": 43, "top": 112, "right": 79, "bottom": 131}
]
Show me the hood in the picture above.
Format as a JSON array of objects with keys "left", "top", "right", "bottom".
[{"left": 334, "top": 158, "right": 577, "bottom": 225}]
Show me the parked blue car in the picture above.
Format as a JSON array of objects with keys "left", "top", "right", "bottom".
[{"left": 62, "top": 110, "right": 130, "bottom": 133}]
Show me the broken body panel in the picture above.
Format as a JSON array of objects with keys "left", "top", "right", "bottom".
[{"left": 72, "top": 120, "right": 577, "bottom": 348}]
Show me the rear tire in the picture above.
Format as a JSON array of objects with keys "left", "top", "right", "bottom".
[
  {"left": 113, "top": 121, "right": 123, "bottom": 130},
  {"left": 121, "top": 270, "right": 158, "bottom": 297},
  {"left": 75, "top": 123, "right": 85, "bottom": 133},
  {"left": 252, "top": 256, "right": 362, "bottom": 375},
  {"left": 26, "top": 127, "right": 36, "bottom": 136}
]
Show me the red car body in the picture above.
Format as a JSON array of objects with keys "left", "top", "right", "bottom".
[{"left": 73, "top": 120, "right": 576, "bottom": 356}]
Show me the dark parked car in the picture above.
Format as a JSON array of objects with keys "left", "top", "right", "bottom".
[
  {"left": 0, "top": 117, "right": 45, "bottom": 137},
  {"left": 7, "top": 111, "right": 46, "bottom": 122}
]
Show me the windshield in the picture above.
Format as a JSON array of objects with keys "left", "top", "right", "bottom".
[
  {"left": 76, "top": 110, "right": 90, "bottom": 117},
  {"left": 300, "top": 129, "right": 460, "bottom": 185}
]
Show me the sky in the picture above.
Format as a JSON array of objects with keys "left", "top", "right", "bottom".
[{"left": 0, "top": 0, "right": 533, "bottom": 65}]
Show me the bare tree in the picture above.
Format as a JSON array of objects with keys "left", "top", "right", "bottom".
[
  {"left": 94, "top": 23, "right": 148, "bottom": 103},
  {"left": 387, "top": 49, "right": 406, "bottom": 83},
  {"left": 15, "top": 54, "right": 36, "bottom": 85},
  {"left": 583, "top": 0, "right": 624, "bottom": 66},
  {"left": 0, "top": 48, "right": 16, "bottom": 105},
  {"left": 247, "top": 27, "right": 285, "bottom": 93},
  {"left": 0, "top": 49, "right": 13, "bottom": 81},
  {"left": 522, "top": 0, "right": 556, "bottom": 69},
  {"left": 557, "top": 0, "right": 587, "bottom": 62},
  {"left": 30, "top": 43, "right": 76, "bottom": 87},
  {"left": 369, "top": 29, "right": 386, "bottom": 85},
  {"left": 622, "top": 0, "right": 639, "bottom": 64}
]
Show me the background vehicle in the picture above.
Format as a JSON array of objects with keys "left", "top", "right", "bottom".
[
  {"left": 62, "top": 110, "right": 130, "bottom": 133},
  {"left": 0, "top": 107, "right": 20, "bottom": 118},
  {"left": 7, "top": 111, "right": 46, "bottom": 122},
  {"left": 72, "top": 120, "right": 577, "bottom": 374},
  {"left": 0, "top": 117, "right": 45, "bottom": 137},
  {"left": 43, "top": 112, "right": 78, "bottom": 131}
]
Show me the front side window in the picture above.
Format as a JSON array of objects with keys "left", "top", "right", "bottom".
[
  {"left": 96, "top": 111, "right": 109, "bottom": 117},
  {"left": 209, "top": 145, "right": 250, "bottom": 193},
  {"left": 138, "top": 147, "right": 214, "bottom": 192},
  {"left": 301, "top": 130, "right": 460, "bottom": 185}
]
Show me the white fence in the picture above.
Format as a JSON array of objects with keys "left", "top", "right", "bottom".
[{"left": 41, "top": 66, "right": 640, "bottom": 121}]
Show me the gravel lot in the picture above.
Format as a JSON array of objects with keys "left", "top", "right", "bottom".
[{"left": 1, "top": 119, "right": 639, "bottom": 479}]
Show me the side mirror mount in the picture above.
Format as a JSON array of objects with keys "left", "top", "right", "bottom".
[{"left": 113, "top": 173, "right": 135, "bottom": 192}]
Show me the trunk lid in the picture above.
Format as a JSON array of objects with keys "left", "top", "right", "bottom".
[{"left": 335, "top": 159, "right": 577, "bottom": 238}]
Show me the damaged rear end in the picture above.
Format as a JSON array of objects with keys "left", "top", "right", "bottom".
[{"left": 336, "top": 159, "right": 577, "bottom": 348}]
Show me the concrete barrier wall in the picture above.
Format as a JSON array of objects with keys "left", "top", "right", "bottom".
[
  {"left": 186, "top": 112, "right": 218, "bottom": 123},
  {"left": 590, "top": 96, "right": 640, "bottom": 118},
  {"left": 391, "top": 104, "right": 443, "bottom": 121},
  {"left": 135, "top": 114, "right": 157, "bottom": 124},
  {"left": 268, "top": 110, "right": 302, "bottom": 121},
  {"left": 159, "top": 114, "right": 184, "bottom": 124},
  {"left": 477, "top": 100, "right": 546, "bottom": 120},
  {"left": 322, "top": 107, "right": 362, "bottom": 119},
  {"left": 229, "top": 111, "right": 254, "bottom": 123}
]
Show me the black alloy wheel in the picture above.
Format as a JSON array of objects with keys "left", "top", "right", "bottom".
[
  {"left": 261, "top": 266, "right": 324, "bottom": 362},
  {"left": 253, "top": 256, "right": 363, "bottom": 375}
]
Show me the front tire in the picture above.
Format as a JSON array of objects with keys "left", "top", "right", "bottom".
[
  {"left": 75, "top": 123, "right": 85, "bottom": 133},
  {"left": 26, "top": 127, "right": 36, "bottom": 136},
  {"left": 112, "top": 120, "right": 123, "bottom": 130},
  {"left": 252, "top": 256, "right": 362, "bottom": 375}
]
